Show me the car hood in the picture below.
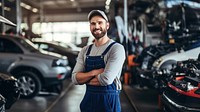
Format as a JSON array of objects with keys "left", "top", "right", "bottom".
[{"left": 27, "top": 49, "right": 67, "bottom": 60}]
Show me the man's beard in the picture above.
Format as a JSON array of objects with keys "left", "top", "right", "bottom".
[{"left": 91, "top": 28, "right": 107, "bottom": 40}]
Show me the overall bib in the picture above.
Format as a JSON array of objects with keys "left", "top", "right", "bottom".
[{"left": 80, "top": 42, "right": 121, "bottom": 112}]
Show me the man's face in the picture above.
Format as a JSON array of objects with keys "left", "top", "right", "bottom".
[{"left": 89, "top": 15, "right": 109, "bottom": 40}]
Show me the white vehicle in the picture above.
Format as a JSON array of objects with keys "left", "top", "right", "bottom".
[
  {"left": 153, "top": 41, "right": 200, "bottom": 70},
  {"left": 137, "top": 40, "right": 200, "bottom": 89}
]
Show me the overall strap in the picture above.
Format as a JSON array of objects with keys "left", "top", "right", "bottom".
[
  {"left": 102, "top": 42, "right": 116, "bottom": 56},
  {"left": 86, "top": 44, "right": 93, "bottom": 55}
]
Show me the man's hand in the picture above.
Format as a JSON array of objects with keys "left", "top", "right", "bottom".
[
  {"left": 76, "top": 68, "right": 104, "bottom": 84},
  {"left": 87, "top": 68, "right": 104, "bottom": 86},
  {"left": 88, "top": 76, "right": 100, "bottom": 86},
  {"left": 91, "top": 68, "right": 104, "bottom": 76}
]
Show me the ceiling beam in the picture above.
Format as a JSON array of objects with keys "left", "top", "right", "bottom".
[{"left": 43, "top": 7, "right": 105, "bottom": 14}]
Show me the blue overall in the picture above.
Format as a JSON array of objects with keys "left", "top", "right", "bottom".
[{"left": 80, "top": 42, "right": 121, "bottom": 112}]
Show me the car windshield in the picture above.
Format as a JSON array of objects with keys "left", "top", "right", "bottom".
[
  {"left": 15, "top": 38, "right": 39, "bottom": 52},
  {"left": 58, "top": 42, "right": 81, "bottom": 51},
  {"left": 57, "top": 42, "right": 71, "bottom": 49}
]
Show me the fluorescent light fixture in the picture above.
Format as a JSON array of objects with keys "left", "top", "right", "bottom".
[
  {"left": 4, "top": 7, "right": 11, "bottom": 11},
  {"left": 106, "top": 0, "right": 111, "bottom": 5},
  {"left": 32, "top": 8, "right": 38, "bottom": 13},
  {"left": 21, "top": 2, "right": 38, "bottom": 13}
]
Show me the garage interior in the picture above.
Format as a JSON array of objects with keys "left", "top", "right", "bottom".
[{"left": 0, "top": 0, "right": 200, "bottom": 112}]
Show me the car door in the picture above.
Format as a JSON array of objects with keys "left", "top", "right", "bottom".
[{"left": 0, "top": 38, "right": 23, "bottom": 73}]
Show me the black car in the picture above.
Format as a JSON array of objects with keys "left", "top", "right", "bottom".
[
  {"left": 33, "top": 41, "right": 79, "bottom": 69},
  {"left": 160, "top": 57, "right": 200, "bottom": 112},
  {"left": 0, "top": 72, "right": 20, "bottom": 110}
]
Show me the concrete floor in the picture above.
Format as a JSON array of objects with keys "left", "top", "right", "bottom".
[
  {"left": 7, "top": 78, "right": 135, "bottom": 112},
  {"left": 123, "top": 85, "right": 160, "bottom": 112}
]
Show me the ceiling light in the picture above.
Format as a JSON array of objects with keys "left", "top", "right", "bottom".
[
  {"left": 21, "top": 2, "right": 38, "bottom": 13},
  {"left": 20, "top": 2, "right": 31, "bottom": 10},
  {"left": 4, "top": 7, "right": 11, "bottom": 11},
  {"left": 32, "top": 8, "right": 38, "bottom": 13},
  {"left": 106, "top": 0, "right": 111, "bottom": 5}
]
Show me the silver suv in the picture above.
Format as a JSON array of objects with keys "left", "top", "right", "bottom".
[{"left": 0, "top": 35, "right": 71, "bottom": 99}]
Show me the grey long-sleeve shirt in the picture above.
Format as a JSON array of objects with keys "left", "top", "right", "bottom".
[{"left": 71, "top": 39, "right": 126, "bottom": 90}]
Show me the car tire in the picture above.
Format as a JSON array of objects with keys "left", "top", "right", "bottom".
[{"left": 15, "top": 71, "right": 41, "bottom": 99}]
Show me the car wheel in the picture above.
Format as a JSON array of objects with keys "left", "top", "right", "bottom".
[{"left": 15, "top": 71, "right": 41, "bottom": 99}]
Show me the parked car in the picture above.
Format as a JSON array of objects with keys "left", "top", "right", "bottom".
[
  {"left": 135, "top": 42, "right": 176, "bottom": 70},
  {"left": 153, "top": 39, "right": 200, "bottom": 71},
  {"left": 0, "top": 72, "right": 20, "bottom": 110},
  {"left": 0, "top": 94, "right": 5, "bottom": 112},
  {"left": 0, "top": 16, "right": 20, "bottom": 110},
  {"left": 56, "top": 41, "right": 81, "bottom": 52},
  {"left": 32, "top": 41, "right": 79, "bottom": 69},
  {"left": 161, "top": 57, "right": 200, "bottom": 112},
  {"left": 136, "top": 38, "right": 200, "bottom": 89},
  {"left": 0, "top": 34, "right": 71, "bottom": 99}
]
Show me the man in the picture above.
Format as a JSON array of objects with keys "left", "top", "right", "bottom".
[{"left": 71, "top": 10, "right": 125, "bottom": 112}]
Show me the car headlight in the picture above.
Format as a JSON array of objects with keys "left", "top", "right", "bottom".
[
  {"left": 153, "top": 57, "right": 163, "bottom": 67},
  {"left": 52, "top": 59, "right": 68, "bottom": 67}
]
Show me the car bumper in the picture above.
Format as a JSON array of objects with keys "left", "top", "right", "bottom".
[
  {"left": 162, "top": 91, "right": 200, "bottom": 112},
  {"left": 43, "top": 66, "right": 71, "bottom": 87}
]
